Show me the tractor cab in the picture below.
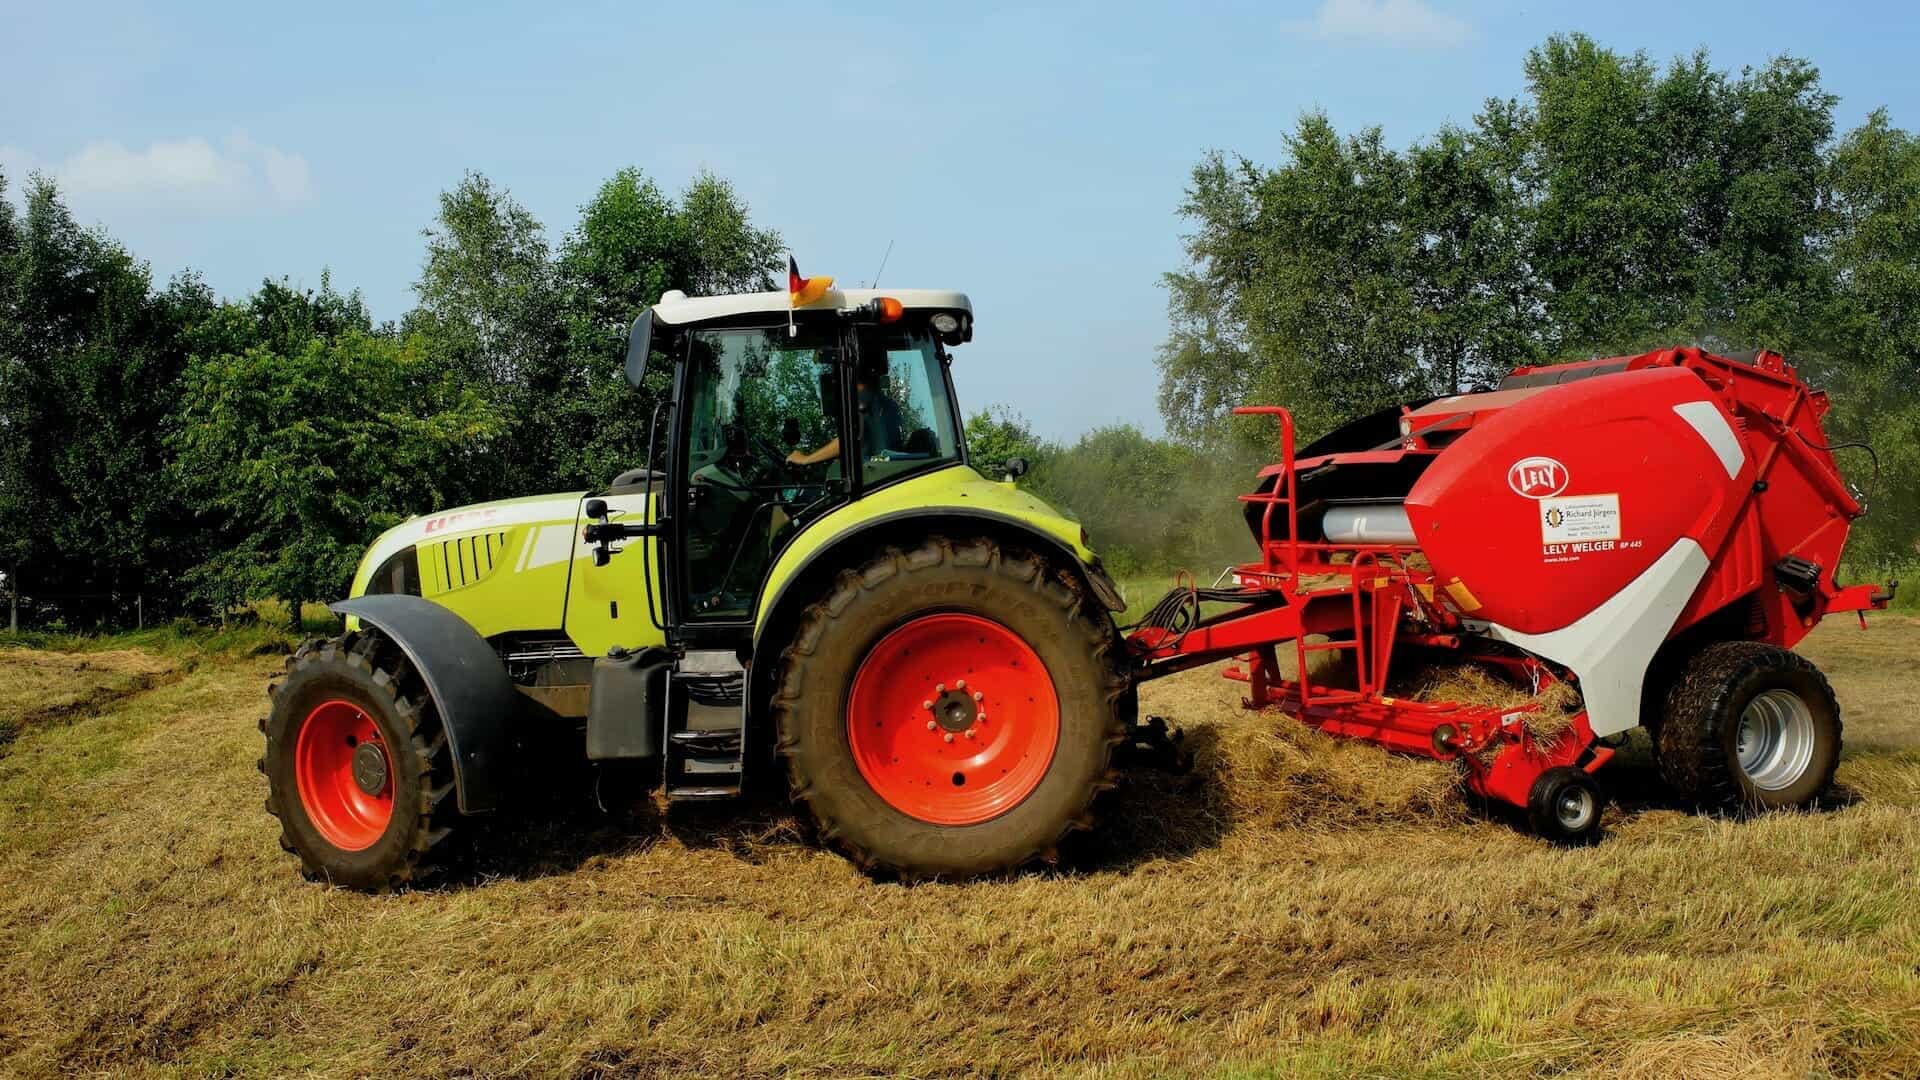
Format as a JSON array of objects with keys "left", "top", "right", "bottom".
[{"left": 610, "top": 287, "right": 975, "bottom": 633}]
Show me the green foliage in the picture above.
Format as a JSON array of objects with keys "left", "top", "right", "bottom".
[
  {"left": 171, "top": 330, "right": 501, "bottom": 618},
  {"left": 1163, "top": 34, "right": 1919, "bottom": 558},
  {"left": 0, "top": 161, "right": 783, "bottom": 628},
  {"left": 964, "top": 406, "right": 1049, "bottom": 475},
  {"left": 965, "top": 407, "right": 1255, "bottom": 578},
  {"left": 0, "top": 171, "right": 214, "bottom": 623}
]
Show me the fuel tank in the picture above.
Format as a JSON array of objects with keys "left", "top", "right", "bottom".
[{"left": 1402, "top": 366, "right": 1752, "bottom": 634}]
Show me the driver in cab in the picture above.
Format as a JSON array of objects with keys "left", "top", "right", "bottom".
[{"left": 787, "top": 358, "right": 902, "bottom": 467}]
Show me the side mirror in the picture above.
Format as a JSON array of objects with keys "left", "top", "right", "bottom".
[
  {"left": 1003, "top": 456, "right": 1029, "bottom": 481},
  {"left": 782, "top": 417, "right": 801, "bottom": 447},
  {"left": 623, "top": 311, "right": 653, "bottom": 389},
  {"left": 584, "top": 498, "right": 608, "bottom": 520}
]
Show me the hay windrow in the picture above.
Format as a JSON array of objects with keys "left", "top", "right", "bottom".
[
  {"left": 1210, "top": 717, "right": 1468, "bottom": 828},
  {"left": 1138, "top": 655, "right": 1589, "bottom": 828}
]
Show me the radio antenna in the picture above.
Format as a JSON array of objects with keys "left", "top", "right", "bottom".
[{"left": 870, "top": 239, "right": 894, "bottom": 288}]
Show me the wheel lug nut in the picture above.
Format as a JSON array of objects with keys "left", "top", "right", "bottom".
[
  {"left": 965, "top": 728, "right": 976, "bottom": 739},
  {"left": 927, "top": 720, "right": 937, "bottom": 731},
  {"left": 943, "top": 732, "right": 954, "bottom": 744},
  {"left": 956, "top": 679, "right": 966, "bottom": 690},
  {"left": 935, "top": 683, "right": 945, "bottom": 693},
  {"left": 977, "top": 712, "right": 987, "bottom": 723},
  {"left": 973, "top": 691, "right": 984, "bottom": 702},
  {"left": 923, "top": 699, "right": 934, "bottom": 710}
]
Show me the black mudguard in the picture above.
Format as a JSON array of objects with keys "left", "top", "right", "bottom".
[{"left": 330, "top": 595, "right": 519, "bottom": 815}]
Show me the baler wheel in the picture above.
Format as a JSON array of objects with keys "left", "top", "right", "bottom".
[
  {"left": 261, "top": 632, "right": 460, "bottom": 890},
  {"left": 772, "top": 536, "right": 1129, "bottom": 879},
  {"left": 1657, "top": 641, "right": 1840, "bottom": 811},
  {"left": 1526, "top": 766, "right": 1605, "bottom": 846}
]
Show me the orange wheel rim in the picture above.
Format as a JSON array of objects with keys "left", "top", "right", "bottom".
[
  {"left": 293, "top": 699, "right": 394, "bottom": 851},
  {"left": 846, "top": 613, "right": 1060, "bottom": 825}
]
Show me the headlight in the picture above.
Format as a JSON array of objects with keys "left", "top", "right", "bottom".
[{"left": 931, "top": 312, "right": 960, "bottom": 334}]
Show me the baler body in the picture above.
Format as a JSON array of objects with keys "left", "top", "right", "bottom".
[{"left": 1128, "top": 347, "right": 1887, "bottom": 827}]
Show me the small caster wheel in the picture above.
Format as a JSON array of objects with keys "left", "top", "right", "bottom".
[{"left": 1527, "top": 766, "right": 1605, "bottom": 846}]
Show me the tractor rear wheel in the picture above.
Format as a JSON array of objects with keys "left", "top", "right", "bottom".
[
  {"left": 1657, "top": 641, "right": 1840, "bottom": 811},
  {"left": 261, "top": 632, "right": 459, "bottom": 890},
  {"left": 773, "top": 536, "right": 1128, "bottom": 879}
]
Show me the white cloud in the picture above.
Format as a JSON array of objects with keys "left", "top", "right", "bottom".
[
  {"left": 0, "top": 133, "right": 311, "bottom": 211},
  {"left": 1304, "top": 0, "right": 1474, "bottom": 48}
]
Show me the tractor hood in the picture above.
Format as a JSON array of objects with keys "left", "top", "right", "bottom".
[{"left": 348, "top": 491, "right": 588, "bottom": 602}]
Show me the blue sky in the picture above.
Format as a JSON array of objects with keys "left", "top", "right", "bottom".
[{"left": 5, "top": 0, "right": 1917, "bottom": 439}]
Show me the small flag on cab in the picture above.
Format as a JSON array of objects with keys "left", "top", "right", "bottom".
[{"left": 787, "top": 255, "right": 833, "bottom": 336}]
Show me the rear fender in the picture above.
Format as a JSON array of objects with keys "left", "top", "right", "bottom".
[{"left": 330, "top": 594, "right": 519, "bottom": 814}]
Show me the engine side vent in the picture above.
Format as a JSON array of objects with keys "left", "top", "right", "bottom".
[{"left": 431, "top": 530, "right": 509, "bottom": 591}]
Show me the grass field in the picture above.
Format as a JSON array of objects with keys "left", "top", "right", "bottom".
[{"left": 2, "top": 617, "right": 1918, "bottom": 1077}]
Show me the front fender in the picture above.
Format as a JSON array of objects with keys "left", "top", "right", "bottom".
[{"left": 330, "top": 594, "right": 519, "bottom": 814}]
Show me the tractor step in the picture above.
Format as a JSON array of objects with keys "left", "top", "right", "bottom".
[{"left": 664, "top": 650, "right": 746, "bottom": 801}]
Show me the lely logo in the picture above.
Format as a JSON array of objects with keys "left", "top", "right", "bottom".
[{"left": 1507, "top": 456, "right": 1569, "bottom": 499}]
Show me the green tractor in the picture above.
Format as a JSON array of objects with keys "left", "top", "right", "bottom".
[{"left": 261, "top": 285, "right": 1138, "bottom": 889}]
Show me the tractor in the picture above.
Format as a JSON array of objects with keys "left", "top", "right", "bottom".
[{"left": 261, "top": 284, "right": 1137, "bottom": 889}]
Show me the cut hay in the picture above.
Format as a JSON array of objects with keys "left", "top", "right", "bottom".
[
  {"left": 1136, "top": 663, "right": 1466, "bottom": 829},
  {"left": 1399, "top": 662, "right": 1584, "bottom": 745},
  {"left": 1212, "top": 718, "right": 1468, "bottom": 828}
]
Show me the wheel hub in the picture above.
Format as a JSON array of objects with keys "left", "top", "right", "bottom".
[
  {"left": 931, "top": 686, "right": 980, "bottom": 733},
  {"left": 1736, "top": 688, "right": 1816, "bottom": 791},
  {"left": 1555, "top": 785, "right": 1596, "bottom": 831},
  {"left": 351, "top": 740, "right": 390, "bottom": 796}
]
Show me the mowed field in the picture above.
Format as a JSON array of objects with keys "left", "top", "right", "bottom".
[{"left": 2, "top": 618, "right": 1918, "bottom": 1078}]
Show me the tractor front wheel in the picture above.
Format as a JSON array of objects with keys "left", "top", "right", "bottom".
[
  {"left": 1657, "top": 641, "right": 1841, "bottom": 811},
  {"left": 773, "top": 536, "right": 1128, "bottom": 879},
  {"left": 261, "top": 632, "right": 459, "bottom": 890}
]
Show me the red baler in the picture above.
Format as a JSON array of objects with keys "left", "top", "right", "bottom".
[{"left": 1127, "top": 347, "right": 1891, "bottom": 841}]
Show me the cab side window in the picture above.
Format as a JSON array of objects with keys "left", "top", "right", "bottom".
[{"left": 853, "top": 326, "right": 961, "bottom": 487}]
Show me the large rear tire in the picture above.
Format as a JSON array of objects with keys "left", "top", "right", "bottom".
[
  {"left": 261, "top": 632, "right": 460, "bottom": 890},
  {"left": 772, "top": 536, "right": 1129, "bottom": 879},
  {"left": 1657, "top": 641, "right": 1841, "bottom": 811}
]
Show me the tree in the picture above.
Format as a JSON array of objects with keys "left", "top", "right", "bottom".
[
  {"left": 551, "top": 169, "right": 783, "bottom": 488},
  {"left": 171, "top": 331, "right": 502, "bottom": 620},
  {"left": 1822, "top": 110, "right": 1920, "bottom": 564},
  {"left": 964, "top": 406, "right": 1050, "bottom": 473},
  {"left": 409, "top": 172, "right": 566, "bottom": 501},
  {"left": 1161, "top": 116, "right": 1424, "bottom": 454},
  {"left": 0, "top": 174, "right": 212, "bottom": 624}
]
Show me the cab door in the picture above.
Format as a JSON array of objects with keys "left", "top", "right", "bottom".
[{"left": 670, "top": 323, "right": 848, "bottom": 626}]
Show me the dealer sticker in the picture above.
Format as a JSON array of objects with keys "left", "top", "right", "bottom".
[{"left": 1540, "top": 494, "right": 1620, "bottom": 544}]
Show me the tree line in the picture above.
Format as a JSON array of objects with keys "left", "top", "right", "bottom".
[
  {"left": 0, "top": 168, "right": 780, "bottom": 626},
  {"left": 1161, "top": 34, "right": 1920, "bottom": 564},
  {"left": 3, "top": 33, "right": 1915, "bottom": 630}
]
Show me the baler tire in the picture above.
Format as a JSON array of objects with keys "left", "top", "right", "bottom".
[
  {"left": 262, "top": 631, "right": 460, "bottom": 891},
  {"left": 1526, "top": 766, "right": 1606, "bottom": 846},
  {"left": 1657, "top": 641, "right": 1840, "bottom": 812},
  {"left": 772, "top": 536, "right": 1129, "bottom": 880}
]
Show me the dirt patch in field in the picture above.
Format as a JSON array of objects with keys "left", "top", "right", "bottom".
[{"left": 0, "top": 648, "right": 179, "bottom": 753}]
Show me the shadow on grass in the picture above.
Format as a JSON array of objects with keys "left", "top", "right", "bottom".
[
  {"left": 438, "top": 726, "right": 1239, "bottom": 888},
  {"left": 1061, "top": 725, "right": 1233, "bottom": 873}
]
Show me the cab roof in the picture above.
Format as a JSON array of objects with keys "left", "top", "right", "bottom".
[{"left": 649, "top": 287, "right": 972, "bottom": 326}]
